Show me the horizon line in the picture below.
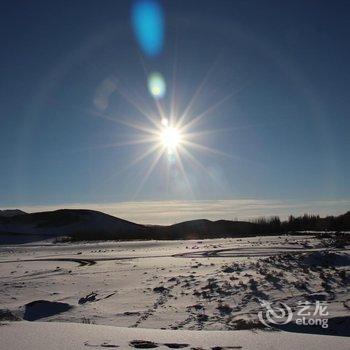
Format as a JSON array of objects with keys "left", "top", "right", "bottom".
[{"left": 1, "top": 198, "right": 349, "bottom": 225}]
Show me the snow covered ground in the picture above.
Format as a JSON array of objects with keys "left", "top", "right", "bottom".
[
  {"left": 0, "top": 235, "right": 349, "bottom": 349},
  {"left": 1, "top": 321, "right": 349, "bottom": 350}
]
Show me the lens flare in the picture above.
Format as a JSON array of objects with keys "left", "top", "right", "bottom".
[
  {"left": 131, "top": 0, "right": 164, "bottom": 57},
  {"left": 148, "top": 72, "right": 166, "bottom": 99}
]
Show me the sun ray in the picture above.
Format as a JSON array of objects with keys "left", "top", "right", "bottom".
[
  {"left": 165, "top": 155, "right": 171, "bottom": 196},
  {"left": 85, "top": 107, "right": 161, "bottom": 136},
  {"left": 180, "top": 146, "right": 215, "bottom": 180},
  {"left": 174, "top": 149, "right": 195, "bottom": 198},
  {"left": 178, "top": 55, "right": 221, "bottom": 126},
  {"left": 154, "top": 97, "right": 166, "bottom": 122},
  {"left": 132, "top": 147, "right": 165, "bottom": 199},
  {"left": 170, "top": 25, "right": 179, "bottom": 126},
  {"left": 73, "top": 135, "right": 158, "bottom": 153},
  {"left": 183, "top": 139, "right": 262, "bottom": 166},
  {"left": 180, "top": 128, "right": 235, "bottom": 140},
  {"left": 101, "top": 142, "right": 161, "bottom": 186},
  {"left": 180, "top": 81, "right": 251, "bottom": 132},
  {"left": 182, "top": 139, "right": 242, "bottom": 161},
  {"left": 182, "top": 121, "right": 273, "bottom": 140},
  {"left": 109, "top": 75, "right": 160, "bottom": 128},
  {"left": 122, "top": 143, "right": 161, "bottom": 171},
  {"left": 180, "top": 147, "right": 228, "bottom": 192}
]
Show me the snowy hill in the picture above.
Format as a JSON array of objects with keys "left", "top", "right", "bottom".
[
  {"left": 0, "top": 209, "right": 148, "bottom": 239},
  {"left": 0, "top": 209, "right": 27, "bottom": 217}
]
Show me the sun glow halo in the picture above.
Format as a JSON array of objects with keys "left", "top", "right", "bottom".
[{"left": 160, "top": 125, "right": 182, "bottom": 153}]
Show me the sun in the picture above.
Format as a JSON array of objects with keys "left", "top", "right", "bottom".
[
  {"left": 160, "top": 123, "right": 182, "bottom": 154},
  {"left": 90, "top": 58, "right": 239, "bottom": 198}
]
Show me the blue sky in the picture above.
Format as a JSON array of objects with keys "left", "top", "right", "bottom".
[{"left": 0, "top": 0, "right": 349, "bottom": 222}]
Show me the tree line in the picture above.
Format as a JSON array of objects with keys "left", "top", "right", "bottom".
[{"left": 250, "top": 211, "right": 350, "bottom": 234}]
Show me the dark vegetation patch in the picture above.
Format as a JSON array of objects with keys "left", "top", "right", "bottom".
[
  {"left": 23, "top": 300, "right": 73, "bottom": 321},
  {"left": 129, "top": 340, "right": 159, "bottom": 348},
  {"left": 79, "top": 292, "right": 98, "bottom": 304},
  {"left": 164, "top": 343, "right": 189, "bottom": 349},
  {"left": 0, "top": 309, "right": 21, "bottom": 322}
]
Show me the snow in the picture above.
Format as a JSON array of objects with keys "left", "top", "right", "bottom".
[
  {"left": 0, "top": 321, "right": 349, "bottom": 350},
  {"left": 1, "top": 235, "right": 349, "bottom": 349}
]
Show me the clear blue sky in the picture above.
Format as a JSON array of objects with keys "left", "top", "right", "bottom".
[{"left": 0, "top": 0, "right": 349, "bottom": 220}]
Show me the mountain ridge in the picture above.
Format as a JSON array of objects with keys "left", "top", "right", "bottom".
[
  {"left": 0, "top": 209, "right": 27, "bottom": 217},
  {"left": 0, "top": 208, "right": 349, "bottom": 242}
]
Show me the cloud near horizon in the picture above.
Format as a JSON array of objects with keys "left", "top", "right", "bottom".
[{"left": 4, "top": 199, "right": 350, "bottom": 225}]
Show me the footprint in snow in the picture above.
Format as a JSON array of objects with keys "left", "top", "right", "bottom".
[
  {"left": 129, "top": 340, "right": 159, "bottom": 348},
  {"left": 129, "top": 340, "right": 190, "bottom": 349},
  {"left": 84, "top": 341, "right": 119, "bottom": 348}
]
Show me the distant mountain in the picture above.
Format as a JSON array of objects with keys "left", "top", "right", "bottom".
[
  {"left": 0, "top": 209, "right": 149, "bottom": 239},
  {"left": 0, "top": 209, "right": 27, "bottom": 217},
  {"left": 0, "top": 209, "right": 349, "bottom": 242},
  {"left": 156, "top": 219, "right": 256, "bottom": 239},
  {"left": 0, "top": 209, "right": 257, "bottom": 240},
  {"left": 0, "top": 209, "right": 255, "bottom": 239}
]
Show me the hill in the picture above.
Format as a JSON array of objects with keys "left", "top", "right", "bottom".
[
  {"left": 0, "top": 209, "right": 27, "bottom": 217},
  {"left": 0, "top": 209, "right": 148, "bottom": 240},
  {"left": 0, "top": 209, "right": 349, "bottom": 242},
  {"left": 153, "top": 219, "right": 256, "bottom": 239}
]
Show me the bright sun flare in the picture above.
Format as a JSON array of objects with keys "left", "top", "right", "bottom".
[
  {"left": 92, "top": 55, "right": 238, "bottom": 198},
  {"left": 160, "top": 125, "right": 182, "bottom": 153}
]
